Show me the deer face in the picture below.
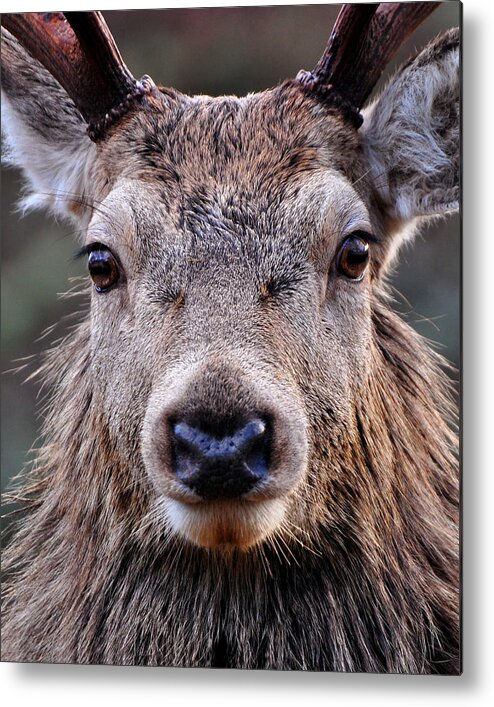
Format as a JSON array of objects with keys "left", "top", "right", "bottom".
[
  {"left": 84, "top": 87, "right": 378, "bottom": 548},
  {"left": 1, "top": 9, "right": 459, "bottom": 550}
]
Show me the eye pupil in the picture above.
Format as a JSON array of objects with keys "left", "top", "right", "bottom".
[
  {"left": 337, "top": 234, "right": 370, "bottom": 280},
  {"left": 87, "top": 248, "right": 119, "bottom": 292}
]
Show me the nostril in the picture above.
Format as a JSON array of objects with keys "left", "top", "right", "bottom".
[
  {"left": 173, "top": 418, "right": 267, "bottom": 459},
  {"left": 173, "top": 421, "right": 213, "bottom": 457},
  {"left": 232, "top": 419, "right": 266, "bottom": 451},
  {"left": 170, "top": 416, "right": 271, "bottom": 500}
]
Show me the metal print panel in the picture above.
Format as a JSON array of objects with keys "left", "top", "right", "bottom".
[{"left": 1, "top": 3, "right": 461, "bottom": 673}]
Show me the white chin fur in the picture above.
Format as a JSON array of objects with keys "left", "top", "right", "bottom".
[{"left": 163, "top": 497, "right": 287, "bottom": 549}]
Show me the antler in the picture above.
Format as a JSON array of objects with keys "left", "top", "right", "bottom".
[
  {"left": 1, "top": 12, "right": 155, "bottom": 141},
  {"left": 297, "top": 2, "right": 441, "bottom": 111},
  {"left": 3, "top": 6, "right": 440, "bottom": 139}
]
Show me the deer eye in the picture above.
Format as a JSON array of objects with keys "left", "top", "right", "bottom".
[
  {"left": 87, "top": 246, "right": 120, "bottom": 292},
  {"left": 336, "top": 233, "right": 370, "bottom": 281}
]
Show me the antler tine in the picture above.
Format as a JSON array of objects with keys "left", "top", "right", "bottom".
[
  {"left": 2, "top": 12, "right": 152, "bottom": 140},
  {"left": 309, "top": 4, "right": 378, "bottom": 86},
  {"left": 298, "top": 2, "right": 441, "bottom": 111}
]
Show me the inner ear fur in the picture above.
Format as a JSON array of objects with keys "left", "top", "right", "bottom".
[
  {"left": 1, "top": 27, "right": 96, "bottom": 222},
  {"left": 361, "top": 27, "right": 459, "bottom": 225}
]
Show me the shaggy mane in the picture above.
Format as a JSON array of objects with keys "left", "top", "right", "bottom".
[{"left": 2, "top": 291, "right": 459, "bottom": 672}]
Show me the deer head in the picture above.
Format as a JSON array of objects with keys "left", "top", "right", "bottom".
[{"left": 1, "top": 5, "right": 459, "bottom": 551}]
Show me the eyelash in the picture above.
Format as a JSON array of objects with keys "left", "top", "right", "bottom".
[
  {"left": 337, "top": 230, "right": 377, "bottom": 248},
  {"left": 74, "top": 242, "right": 108, "bottom": 260}
]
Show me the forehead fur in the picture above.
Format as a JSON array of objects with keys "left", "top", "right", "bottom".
[{"left": 97, "top": 83, "right": 364, "bottom": 222}]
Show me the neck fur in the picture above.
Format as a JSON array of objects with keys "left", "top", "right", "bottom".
[{"left": 2, "top": 300, "right": 459, "bottom": 672}]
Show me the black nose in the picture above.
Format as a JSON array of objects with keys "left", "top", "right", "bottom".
[{"left": 171, "top": 417, "right": 270, "bottom": 500}]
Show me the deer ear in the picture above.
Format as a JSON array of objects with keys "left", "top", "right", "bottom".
[
  {"left": 361, "top": 28, "right": 459, "bottom": 224},
  {"left": 1, "top": 28, "right": 96, "bottom": 223}
]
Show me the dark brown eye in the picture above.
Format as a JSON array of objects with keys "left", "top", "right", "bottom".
[
  {"left": 87, "top": 247, "right": 120, "bottom": 292},
  {"left": 337, "top": 234, "right": 370, "bottom": 280}
]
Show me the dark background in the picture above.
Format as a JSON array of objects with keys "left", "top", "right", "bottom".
[{"left": 1, "top": 3, "right": 460, "bottom": 498}]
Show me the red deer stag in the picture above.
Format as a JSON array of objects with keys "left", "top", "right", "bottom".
[{"left": 1, "top": 4, "right": 460, "bottom": 673}]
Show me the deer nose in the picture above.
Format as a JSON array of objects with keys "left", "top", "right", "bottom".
[{"left": 170, "top": 417, "right": 270, "bottom": 500}]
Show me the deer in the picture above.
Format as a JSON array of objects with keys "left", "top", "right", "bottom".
[{"left": 1, "top": 4, "right": 459, "bottom": 673}]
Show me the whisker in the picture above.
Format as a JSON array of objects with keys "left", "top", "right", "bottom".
[{"left": 32, "top": 190, "right": 113, "bottom": 219}]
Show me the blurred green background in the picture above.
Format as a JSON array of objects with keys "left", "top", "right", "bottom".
[{"left": 1, "top": 4, "right": 460, "bottom": 498}]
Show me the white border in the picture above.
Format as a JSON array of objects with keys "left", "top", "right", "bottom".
[{"left": 2, "top": 1, "right": 493, "bottom": 705}]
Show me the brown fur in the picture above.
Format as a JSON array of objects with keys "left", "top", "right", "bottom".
[{"left": 1, "top": 26, "right": 459, "bottom": 672}]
